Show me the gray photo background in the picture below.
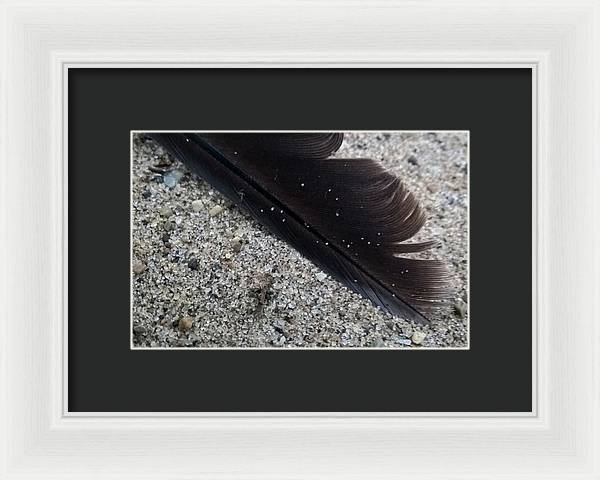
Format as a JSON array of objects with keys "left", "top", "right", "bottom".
[{"left": 131, "top": 132, "right": 469, "bottom": 348}]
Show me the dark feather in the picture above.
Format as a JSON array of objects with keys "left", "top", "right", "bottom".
[{"left": 149, "top": 133, "right": 450, "bottom": 324}]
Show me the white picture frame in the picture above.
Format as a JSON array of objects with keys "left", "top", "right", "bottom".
[{"left": 1, "top": 1, "right": 598, "bottom": 478}]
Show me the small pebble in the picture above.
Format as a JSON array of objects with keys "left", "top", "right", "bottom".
[
  {"left": 163, "top": 220, "right": 175, "bottom": 231},
  {"left": 149, "top": 165, "right": 168, "bottom": 174},
  {"left": 315, "top": 272, "right": 327, "bottom": 282},
  {"left": 191, "top": 199, "right": 203, "bottom": 212},
  {"left": 133, "top": 325, "right": 147, "bottom": 335},
  {"left": 411, "top": 331, "right": 427, "bottom": 345},
  {"left": 179, "top": 316, "right": 194, "bottom": 332},
  {"left": 159, "top": 206, "right": 172, "bottom": 217},
  {"left": 132, "top": 260, "right": 147, "bottom": 275},
  {"left": 231, "top": 237, "right": 243, "bottom": 253},
  {"left": 188, "top": 258, "right": 199, "bottom": 270},
  {"left": 209, "top": 205, "right": 224, "bottom": 217},
  {"left": 163, "top": 170, "right": 184, "bottom": 188},
  {"left": 454, "top": 299, "right": 468, "bottom": 318}
]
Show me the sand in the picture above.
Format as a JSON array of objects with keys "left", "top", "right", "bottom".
[{"left": 131, "top": 131, "right": 468, "bottom": 348}]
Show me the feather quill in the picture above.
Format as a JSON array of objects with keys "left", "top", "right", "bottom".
[{"left": 149, "top": 133, "right": 450, "bottom": 324}]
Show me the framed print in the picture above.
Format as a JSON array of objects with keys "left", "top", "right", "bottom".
[{"left": 1, "top": 1, "right": 599, "bottom": 479}]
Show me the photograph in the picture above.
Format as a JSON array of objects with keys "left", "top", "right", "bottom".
[{"left": 131, "top": 131, "right": 469, "bottom": 349}]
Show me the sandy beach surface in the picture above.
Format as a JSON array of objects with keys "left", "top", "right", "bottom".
[{"left": 131, "top": 132, "right": 469, "bottom": 348}]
